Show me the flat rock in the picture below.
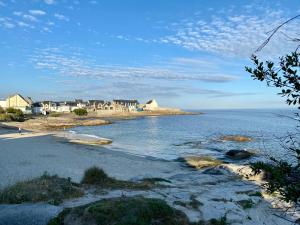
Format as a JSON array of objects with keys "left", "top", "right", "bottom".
[{"left": 220, "top": 135, "right": 252, "bottom": 142}]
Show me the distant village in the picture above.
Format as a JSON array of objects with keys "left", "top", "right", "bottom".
[{"left": 0, "top": 94, "right": 165, "bottom": 114}]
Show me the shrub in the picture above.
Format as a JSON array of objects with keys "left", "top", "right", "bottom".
[
  {"left": 6, "top": 107, "right": 18, "bottom": 113},
  {"left": 73, "top": 108, "right": 87, "bottom": 116},
  {"left": 81, "top": 167, "right": 160, "bottom": 190},
  {"left": 0, "top": 106, "right": 5, "bottom": 114},
  {"left": 0, "top": 173, "right": 84, "bottom": 205},
  {"left": 81, "top": 167, "right": 110, "bottom": 185},
  {"left": 0, "top": 114, "right": 12, "bottom": 122},
  {"left": 47, "top": 197, "right": 190, "bottom": 225}
]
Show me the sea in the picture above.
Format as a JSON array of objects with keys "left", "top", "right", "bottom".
[{"left": 71, "top": 109, "right": 299, "bottom": 162}]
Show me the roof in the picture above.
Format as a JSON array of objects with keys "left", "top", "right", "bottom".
[
  {"left": 113, "top": 99, "right": 139, "bottom": 104},
  {"left": 8, "top": 94, "right": 33, "bottom": 105},
  {"left": 32, "top": 102, "right": 42, "bottom": 107},
  {"left": 88, "top": 100, "right": 105, "bottom": 105}
]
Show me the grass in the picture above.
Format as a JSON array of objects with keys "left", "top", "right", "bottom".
[
  {"left": 81, "top": 166, "right": 165, "bottom": 190},
  {"left": 0, "top": 173, "right": 84, "bottom": 205},
  {"left": 49, "top": 112, "right": 63, "bottom": 117},
  {"left": 48, "top": 196, "right": 191, "bottom": 225},
  {"left": 237, "top": 199, "right": 254, "bottom": 209}
]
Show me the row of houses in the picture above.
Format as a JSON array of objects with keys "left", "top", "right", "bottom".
[{"left": 0, "top": 94, "right": 159, "bottom": 114}]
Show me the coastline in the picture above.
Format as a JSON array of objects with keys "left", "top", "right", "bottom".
[{"left": 0, "top": 125, "right": 296, "bottom": 225}]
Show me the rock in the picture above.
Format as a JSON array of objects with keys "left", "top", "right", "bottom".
[
  {"left": 202, "top": 167, "right": 225, "bottom": 175},
  {"left": 220, "top": 135, "right": 252, "bottom": 142},
  {"left": 179, "top": 156, "right": 223, "bottom": 169},
  {"left": 225, "top": 150, "right": 253, "bottom": 160}
]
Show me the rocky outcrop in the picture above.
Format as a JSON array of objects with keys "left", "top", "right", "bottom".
[
  {"left": 220, "top": 135, "right": 252, "bottom": 142},
  {"left": 178, "top": 156, "right": 222, "bottom": 169},
  {"left": 225, "top": 150, "right": 253, "bottom": 160}
]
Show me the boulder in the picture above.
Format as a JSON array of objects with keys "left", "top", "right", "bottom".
[
  {"left": 225, "top": 150, "right": 253, "bottom": 160},
  {"left": 179, "top": 156, "right": 222, "bottom": 169}
]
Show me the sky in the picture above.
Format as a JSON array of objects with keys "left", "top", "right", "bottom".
[{"left": 0, "top": 0, "right": 299, "bottom": 109}]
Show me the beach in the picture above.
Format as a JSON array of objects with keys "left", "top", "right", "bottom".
[{"left": 0, "top": 117, "right": 298, "bottom": 225}]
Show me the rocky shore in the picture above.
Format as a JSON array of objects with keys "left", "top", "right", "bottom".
[{"left": 0, "top": 127, "right": 298, "bottom": 225}]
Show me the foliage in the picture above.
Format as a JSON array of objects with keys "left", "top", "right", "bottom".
[
  {"left": 0, "top": 106, "right": 5, "bottom": 114},
  {"left": 6, "top": 107, "right": 19, "bottom": 114},
  {"left": 73, "top": 108, "right": 88, "bottom": 116},
  {"left": 246, "top": 51, "right": 300, "bottom": 206},
  {"left": 48, "top": 196, "right": 191, "bottom": 225},
  {"left": 81, "top": 166, "right": 159, "bottom": 190},
  {"left": 81, "top": 167, "right": 110, "bottom": 185},
  {"left": 0, "top": 114, "right": 12, "bottom": 122},
  {"left": 0, "top": 173, "right": 83, "bottom": 205},
  {"left": 246, "top": 52, "right": 300, "bottom": 108}
]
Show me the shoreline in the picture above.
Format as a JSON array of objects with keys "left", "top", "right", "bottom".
[{"left": 0, "top": 126, "right": 297, "bottom": 224}]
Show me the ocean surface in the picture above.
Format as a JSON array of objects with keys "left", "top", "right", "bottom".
[{"left": 71, "top": 109, "right": 299, "bottom": 161}]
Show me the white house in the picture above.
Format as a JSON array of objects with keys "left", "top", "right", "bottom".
[
  {"left": 0, "top": 100, "right": 6, "bottom": 109},
  {"left": 144, "top": 99, "right": 159, "bottom": 111}
]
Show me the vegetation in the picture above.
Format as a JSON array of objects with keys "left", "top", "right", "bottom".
[
  {"left": 245, "top": 16, "right": 300, "bottom": 207},
  {"left": 73, "top": 108, "right": 88, "bottom": 116},
  {"left": 48, "top": 197, "right": 229, "bottom": 225},
  {"left": 0, "top": 106, "right": 4, "bottom": 114},
  {"left": 0, "top": 107, "right": 25, "bottom": 122},
  {"left": 0, "top": 173, "right": 83, "bottom": 205},
  {"left": 48, "top": 196, "right": 191, "bottom": 225},
  {"left": 237, "top": 199, "right": 254, "bottom": 209},
  {"left": 81, "top": 166, "right": 161, "bottom": 190}
]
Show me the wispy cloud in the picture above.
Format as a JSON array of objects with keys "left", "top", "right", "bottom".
[
  {"left": 0, "top": 17, "right": 15, "bottom": 29},
  {"left": 44, "top": 0, "right": 54, "bottom": 5},
  {"left": 159, "top": 8, "right": 300, "bottom": 58},
  {"left": 29, "top": 10, "right": 46, "bottom": 16},
  {"left": 54, "top": 13, "right": 69, "bottom": 21},
  {"left": 23, "top": 14, "right": 37, "bottom": 22},
  {"left": 30, "top": 48, "right": 239, "bottom": 83}
]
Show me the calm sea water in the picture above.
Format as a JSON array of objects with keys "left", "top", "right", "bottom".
[{"left": 72, "top": 109, "right": 299, "bottom": 161}]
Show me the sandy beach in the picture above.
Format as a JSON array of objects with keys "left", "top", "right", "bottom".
[{"left": 0, "top": 126, "right": 298, "bottom": 225}]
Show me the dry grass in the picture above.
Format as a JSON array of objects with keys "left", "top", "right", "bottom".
[{"left": 0, "top": 173, "right": 84, "bottom": 205}]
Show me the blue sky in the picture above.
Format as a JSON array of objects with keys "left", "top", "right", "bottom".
[{"left": 0, "top": 0, "right": 299, "bottom": 109}]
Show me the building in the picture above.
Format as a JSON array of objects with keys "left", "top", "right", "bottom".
[
  {"left": 6, "top": 94, "right": 33, "bottom": 113},
  {"left": 75, "top": 99, "right": 87, "bottom": 108},
  {"left": 41, "top": 101, "right": 59, "bottom": 112},
  {"left": 88, "top": 100, "right": 105, "bottom": 110},
  {"left": 32, "top": 102, "right": 44, "bottom": 114},
  {"left": 0, "top": 100, "right": 6, "bottom": 109},
  {"left": 143, "top": 99, "right": 159, "bottom": 111},
  {"left": 113, "top": 99, "right": 139, "bottom": 111},
  {"left": 58, "top": 101, "right": 78, "bottom": 112}
]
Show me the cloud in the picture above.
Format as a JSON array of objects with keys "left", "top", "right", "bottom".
[
  {"left": 54, "top": 13, "right": 69, "bottom": 21},
  {"left": 44, "top": 0, "right": 54, "bottom": 5},
  {"left": 23, "top": 14, "right": 37, "bottom": 22},
  {"left": 160, "top": 8, "right": 300, "bottom": 58},
  {"left": 13, "top": 11, "right": 22, "bottom": 16},
  {"left": 29, "top": 10, "right": 46, "bottom": 16},
  {"left": 0, "top": 1, "right": 5, "bottom": 7},
  {"left": 0, "top": 17, "right": 15, "bottom": 29},
  {"left": 30, "top": 48, "right": 239, "bottom": 83}
]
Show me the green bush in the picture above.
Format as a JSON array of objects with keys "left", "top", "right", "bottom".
[
  {"left": 0, "top": 106, "right": 5, "bottom": 114},
  {"left": 0, "top": 173, "right": 84, "bottom": 205},
  {"left": 48, "top": 197, "right": 190, "bottom": 225},
  {"left": 73, "top": 108, "right": 87, "bottom": 116},
  {"left": 0, "top": 114, "right": 12, "bottom": 122},
  {"left": 81, "top": 167, "right": 110, "bottom": 185},
  {"left": 6, "top": 107, "right": 18, "bottom": 114}
]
